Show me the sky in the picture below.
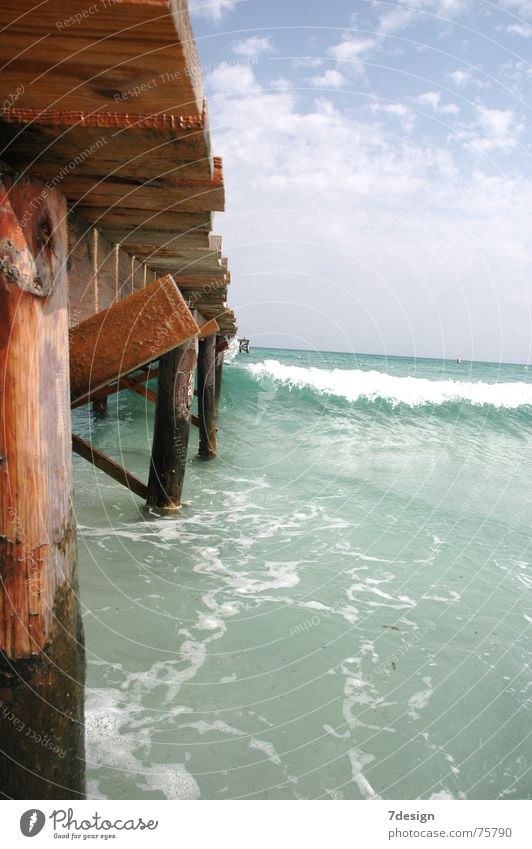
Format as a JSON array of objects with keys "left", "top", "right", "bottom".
[{"left": 188, "top": 0, "right": 532, "bottom": 362}]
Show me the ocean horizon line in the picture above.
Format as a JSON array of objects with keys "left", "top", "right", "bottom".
[{"left": 245, "top": 345, "right": 530, "bottom": 368}]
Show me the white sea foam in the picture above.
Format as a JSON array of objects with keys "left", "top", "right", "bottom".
[
  {"left": 249, "top": 737, "right": 282, "bottom": 766},
  {"left": 408, "top": 677, "right": 434, "bottom": 720},
  {"left": 224, "top": 337, "right": 240, "bottom": 363},
  {"left": 85, "top": 688, "right": 200, "bottom": 800},
  {"left": 246, "top": 360, "right": 532, "bottom": 408},
  {"left": 348, "top": 748, "right": 381, "bottom": 799}
]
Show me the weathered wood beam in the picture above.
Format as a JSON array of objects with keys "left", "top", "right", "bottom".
[
  {"left": 70, "top": 368, "right": 159, "bottom": 409},
  {"left": 69, "top": 275, "right": 199, "bottom": 404},
  {"left": 0, "top": 172, "right": 85, "bottom": 798},
  {"left": 0, "top": 113, "right": 214, "bottom": 184},
  {"left": 0, "top": 1, "right": 205, "bottom": 117},
  {"left": 72, "top": 435, "right": 147, "bottom": 500},
  {"left": 147, "top": 339, "right": 198, "bottom": 510},
  {"left": 63, "top": 173, "right": 224, "bottom": 215},
  {"left": 121, "top": 377, "right": 157, "bottom": 403},
  {"left": 197, "top": 334, "right": 217, "bottom": 459}
]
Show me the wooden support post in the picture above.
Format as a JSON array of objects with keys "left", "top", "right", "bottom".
[
  {"left": 214, "top": 335, "right": 225, "bottom": 421},
  {"left": 0, "top": 172, "right": 85, "bottom": 798},
  {"left": 197, "top": 334, "right": 217, "bottom": 459},
  {"left": 147, "top": 339, "right": 198, "bottom": 510},
  {"left": 92, "top": 397, "right": 108, "bottom": 415}
]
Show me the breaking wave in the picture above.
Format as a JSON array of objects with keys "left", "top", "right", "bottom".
[{"left": 245, "top": 360, "right": 532, "bottom": 409}]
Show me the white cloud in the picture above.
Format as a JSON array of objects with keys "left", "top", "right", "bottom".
[
  {"left": 292, "top": 57, "right": 325, "bottom": 69},
  {"left": 206, "top": 64, "right": 258, "bottom": 95},
  {"left": 500, "top": 0, "right": 532, "bottom": 17},
  {"left": 441, "top": 102, "right": 460, "bottom": 115},
  {"left": 448, "top": 69, "right": 471, "bottom": 87},
  {"left": 415, "top": 91, "right": 460, "bottom": 115},
  {"left": 370, "top": 101, "right": 416, "bottom": 132},
  {"left": 455, "top": 103, "right": 523, "bottom": 153},
  {"left": 378, "top": 6, "right": 416, "bottom": 33},
  {"left": 270, "top": 77, "right": 294, "bottom": 92},
  {"left": 326, "top": 36, "right": 376, "bottom": 79},
  {"left": 448, "top": 69, "right": 488, "bottom": 89},
  {"left": 376, "top": 0, "right": 469, "bottom": 33},
  {"left": 329, "top": 37, "right": 376, "bottom": 62},
  {"left": 188, "top": 0, "right": 238, "bottom": 23},
  {"left": 232, "top": 36, "right": 274, "bottom": 58},
  {"left": 310, "top": 69, "right": 347, "bottom": 89},
  {"left": 507, "top": 22, "right": 532, "bottom": 36},
  {"left": 416, "top": 91, "right": 442, "bottom": 110}
]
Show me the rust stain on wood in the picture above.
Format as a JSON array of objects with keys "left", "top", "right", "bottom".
[
  {"left": 69, "top": 274, "right": 200, "bottom": 404},
  {"left": 0, "top": 174, "right": 73, "bottom": 660}
]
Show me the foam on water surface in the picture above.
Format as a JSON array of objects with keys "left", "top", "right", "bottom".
[{"left": 77, "top": 349, "right": 532, "bottom": 800}]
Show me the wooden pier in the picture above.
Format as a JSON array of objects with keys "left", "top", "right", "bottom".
[{"left": 0, "top": 0, "right": 236, "bottom": 798}]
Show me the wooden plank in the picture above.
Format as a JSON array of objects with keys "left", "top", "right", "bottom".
[
  {"left": 69, "top": 275, "right": 200, "bottom": 404},
  {"left": 0, "top": 115, "right": 213, "bottom": 184},
  {"left": 63, "top": 171, "right": 225, "bottom": 215},
  {"left": 147, "top": 339, "right": 198, "bottom": 510},
  {"left": 0, "top": 172, "right": 85, "bottom": 797},
  {"left": 174, "top": 274, "right": 229, "bottom": 293},
  {"left": 72, "top": 435, "right": 147, "bottom": 499},
  {"left": 121, "top": 377, "right": 157, "bottom": 402},
  {"left": 0, "top": 0, "right": 204, "bottom": 117},
  {"left": 91, "top": 210, "right": 212, "bottom": 242},
  {"left": 70, "top": 367, "right": 159, "bottom": 409},
  {"left": 128, "top": 246, "right": 222, "bottom": 267}
]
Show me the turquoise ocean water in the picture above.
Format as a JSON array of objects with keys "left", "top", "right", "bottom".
[{"left": 73, "top": 347, "right": 532, "bottom": 800}]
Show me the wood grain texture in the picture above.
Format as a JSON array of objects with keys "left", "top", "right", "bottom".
[
  {"left": 69, "top": 274, "right": 199, "bottom": 403},
  {"left": 0, "top": 115, "right": 213, "bottom": 183},
  {"left": 197, "top": 334, "right": 217, "bottom": 459},
  {"left": 0, "top": 175, "right": 73, "bottom": 657},
  {"left": 0, "top": 173, "right": 85, "bottom": 797},
  {"left": 147, "top": 338, "right": 197, "bottom": 510},
  {"left": 0, "top": 0, "right": 203, "bottom": 117}
]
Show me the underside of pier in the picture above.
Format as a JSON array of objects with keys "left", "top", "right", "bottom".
[{"left": 0, "top": 0, "right": 236, "bottom": 798}]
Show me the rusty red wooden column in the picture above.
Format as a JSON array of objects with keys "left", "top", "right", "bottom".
[
  {"left": 147, "top": 338, "right": 198, "bottom": 510},
  {"left": 197, "top": 334, "right": 217, "bottom": 459},
  {"left": 0, "top": 172, "right": 85, "bottom": 797}
]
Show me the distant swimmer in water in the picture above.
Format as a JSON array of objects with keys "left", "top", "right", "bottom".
[{"left": 456, "top": 356, "right": 462, "bottom": 363}]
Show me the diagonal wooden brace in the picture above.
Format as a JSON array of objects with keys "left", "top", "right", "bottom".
[{"left": 69, "top": 274, "right": 200, "bottom": 404}]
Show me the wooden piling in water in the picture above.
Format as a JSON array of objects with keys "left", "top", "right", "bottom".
[
  {"left": 197, "top": 334, "right": 217, "bottom": 459},
  {"left": 92, "top": 397, "right": 108, "bottom": 415},
  {"left": 214, "top": 336, "right": 226, "bottom": 421},
  {"left": 147, "top": 339, "right": 198, "bottom": 510},
  {"left": 0, "top": 173, "right": 85, "bottom": 798}
]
